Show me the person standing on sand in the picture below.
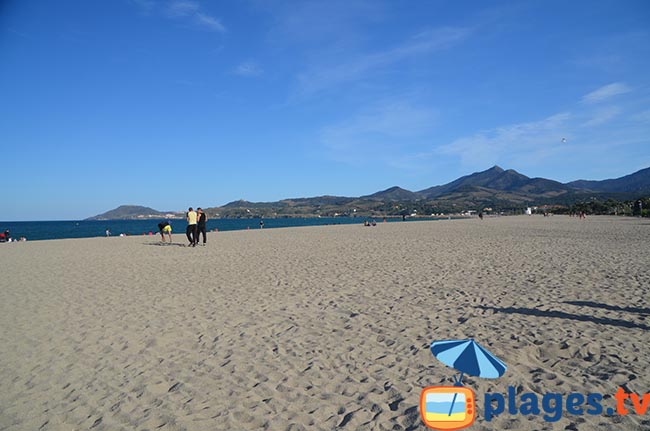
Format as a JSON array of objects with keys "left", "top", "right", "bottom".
[
  {"left": 196, "top": 208, "right": 207, "bottom": 245},
  {"left": 186, "top": 207, "right": 198, "bottom": 246}
]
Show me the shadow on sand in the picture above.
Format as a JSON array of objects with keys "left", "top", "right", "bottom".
[
  {"left": 563, "top": 301, "right": 650, "bottom": 316},
  {"left": 476, "top": 305, "right": 650, "bottom": 331},
  {"left": 144, "top": 242, "right": 188, "bottom": 247}
]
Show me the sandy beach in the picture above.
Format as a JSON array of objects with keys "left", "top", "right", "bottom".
[{"left": 1, "top": 215, "right": 649, "bottom": 431}]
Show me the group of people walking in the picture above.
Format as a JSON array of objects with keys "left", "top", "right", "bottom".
[
  {"left": 157, "top": 207, "right": 208, "bottom": 246},
  {"left": 185, "top": 207, "right": 207, "bottom": 247}
]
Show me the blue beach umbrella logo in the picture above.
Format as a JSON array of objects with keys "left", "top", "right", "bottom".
[
  {"left": 430, "top": 339, "right": 507, "bottom": 385},
  {"left": 420, "top": 339, "right": 507, "bottom": 430}
]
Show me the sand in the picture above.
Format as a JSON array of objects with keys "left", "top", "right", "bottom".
[{"left": 1, "top": 215, "right": 649, "bottom": 430}]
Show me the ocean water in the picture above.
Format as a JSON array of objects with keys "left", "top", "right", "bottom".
[{"left": 0, "top": 217, "right": 440, "bottom": 241}]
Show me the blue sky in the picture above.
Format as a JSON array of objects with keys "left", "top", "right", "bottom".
[{"left": 1, "top": 0, "right": 649, "bottom": 220}]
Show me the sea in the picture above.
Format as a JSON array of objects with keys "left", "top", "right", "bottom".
[{"left": 0, "top": 217, "right": 442, "bottom": 241}]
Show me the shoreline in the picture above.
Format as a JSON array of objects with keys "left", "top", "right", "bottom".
[{"left": 0, "top": 215, "right": 465, "bottom": 243}]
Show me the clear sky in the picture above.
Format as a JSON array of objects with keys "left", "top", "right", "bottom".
[{"left": 1, "top": 0, "right": 649, "bottom": 220}]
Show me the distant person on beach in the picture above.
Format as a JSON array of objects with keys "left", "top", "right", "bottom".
[
  {"left": 260, "top": 219, "right": 264, "bottom": 229},
  {"left": 478, "top": 212, "right": 484, "bottom": 220},
  {"left": 186, "top": 207, "right": 198, "bottom": 246},
  {"left": 196, "top": 208, "right": 207, "bottom": 245},
  {"left": 158, "top": 221, "right": 172, "bottom": 242},
  {"left": 105, "top": 229, "right": 111, "bottom": 237}
]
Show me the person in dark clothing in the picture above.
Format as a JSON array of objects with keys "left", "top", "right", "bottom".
[{"left": 196, "top": 208, "right": 208, "bottom": 245}]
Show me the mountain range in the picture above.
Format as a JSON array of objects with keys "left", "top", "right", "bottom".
[
  {"left": 369, "top": 165, "right": 649, "bottom": 200},
  {"left": 87, "top": 206, "right": 183, "bottom": 221},
  {"left": 88, "top": 166, "right": 650, "bottom": 219}
]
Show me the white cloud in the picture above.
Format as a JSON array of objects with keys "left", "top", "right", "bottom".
[
  {"left": 631, "top": 109, "right": 650, "bottom": 124},
  {"left": 581, "top": 106, "right": 621, "bottom": 127},
  {"left": 234, "top": 62, "right": 263, "bottom": 77},
  {"left": 439, "top": 113, "right": 572, "bottom": 167},
  {"left": 582, "top": 82, "right": 631, "bottom": 104},
  {"left": 264, "top": 0, "right": 386, "bottom": 46},
  {"left": 130, "top": 0, "right": 155, "bottom": 14},
  {"left": 132, "top": 0, "right": 225, "bottom": 33},
  {"left": 320, "top": 101, "right": 439, "bottom": 166},
  {"left": 316, "top": 78, "right": 647, "bottom": 173},
  {"left": 165, "top": 1, "right": 200, "bottom": 17},
  {"left": 436, "top": 83, "right": 649, "bottom": 172},
  {"left": 195, "top": 12, "right": 226, "bottom": 32},
  {"left": 298, "top": 27, "right": 471, "bottom": 96},
  {"left": 6, "top": 27, "right": 33, "bottom": 40}
]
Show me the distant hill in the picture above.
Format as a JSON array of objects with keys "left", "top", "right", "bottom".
[
  {"left": 418, "top": 166, "right": 571, "bottom": 198},
  {"left": 86, "top": 205, "right": 180, "bottom": 220},
  {"left": 281, "top": 195, "right": 359, "bottom": 206},
  {"left": 221, "top": 199, "right": 273, "bottom": 209},
  {"left": 221, "top": 196, "right": 357, "bottom": 209},
  {"left": 87, "top": 166, "right": 650, "bottom": 219},
  {"left": 567, "top": 167, "right": 650, "bottom": 194},
  {"left": 207, "top": 195, "right": 359, "bottom": 218},
  {"left": 519, "top": 177, "right": 568, "bottom": 195},
  {"left": 362, "top": 186, "right": 423, "bottom": 201}
]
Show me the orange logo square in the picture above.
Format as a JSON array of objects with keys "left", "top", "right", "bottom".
[{"left": 420, "top": 386, "right": 476, "bottom": 430}]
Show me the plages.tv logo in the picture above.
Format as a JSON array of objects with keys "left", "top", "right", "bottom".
[{"left": 420, "top": 339, "right": 507, "bottom": 430}]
